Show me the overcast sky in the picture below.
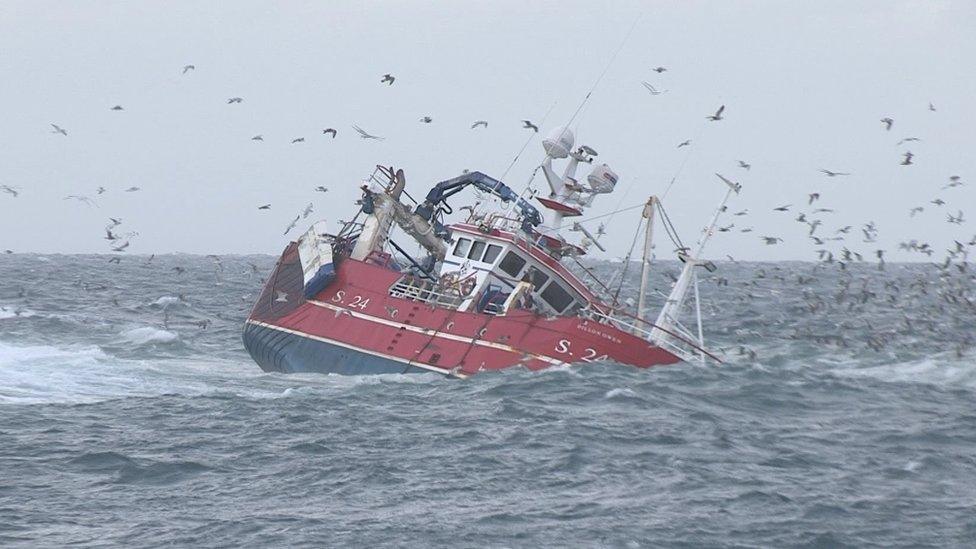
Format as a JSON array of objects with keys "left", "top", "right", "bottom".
[{"left": 0, "top": 1, "right": 973, "bottom": 260}]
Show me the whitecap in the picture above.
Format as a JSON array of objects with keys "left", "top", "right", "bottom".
[{"left": 119, "top": 326, "right": 179, "bottom": 345}]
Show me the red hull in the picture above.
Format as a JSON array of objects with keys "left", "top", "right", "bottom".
[{"left": 246, "top": 244, "right": 680, "bottom": 377}]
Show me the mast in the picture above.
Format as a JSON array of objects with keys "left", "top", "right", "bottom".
[{"left": 636, "top": 196, "right": 657, "bottom": 330}]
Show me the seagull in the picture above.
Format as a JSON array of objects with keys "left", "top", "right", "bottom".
[
  {"left": 96, "top": 186, "right": 106, "bottom": 194},
  {"left": 302, "top": 202, "right": 314, "bottom": 218},
  {"left": 737, "top": 160, "right": 751, "bottom": 170},
  {"left": 258, "top": 204, "right": 271, "bottom": 210},
  {"left": 715, "top": 173, "right": 741, "bottom": 194},
  {"left": 820, "top": 169, "right": 851, "bottom": 177},
  {"left": 808, "top": 193, "right": 820, "bottom": 204},
  {"left": 677, "top": 139, "right": 691, "bottom": 148},
  {"left": 812, "top": 208, "right": 834, "bottom": 214},
  {"left": 124, "top": 186, "right": 140, "bottom": 192},
  {"left": 931, "top": 198, "right": 945, "bottom": 206},
  {"left": 943, "top": 176, "right": 963, "bottom": 189},
  {"left": 897, "top": 137, "right": 921, "bottom": 145},
  {"left": 64, "top": 195, "right": 96, "bottom": 207},
  {"left": 521, "top": 120, "right": 539, "bottom": 132},
  {"left": 641, "top": 82, "right": 664, "bottom": 95},
  {"left": 901, "top": 151, "right": 914, "bottom": 165},
  {"left": 706, "top": 105, "right": 725, "bottom": 121},
  {"left": 108, "top": 257, "right": 122, "bottom": 264},
  {"left": 761, "top": 236, "right": 783, "bottom": 245},
  {"left": 352, "top": 125, "right": 384, "bottom": 140},
  {"left": 928, "top": 102, "right": 936, "bottom": 112},
  {"left": 947, "top": 211, "right": 965, "bottom": 224},
  {"left": 0, "top": 185, "right": 19, "bottom": 197},
  {"left": 275, "top": 291, "right": 288, "bottom": 303},
  {"left": 283, "top": 215, "right": 300, "bottom": 235},
  {"left": 323, "top": 128, "right": 337, "bottom": 138},
  {"left": 111, "top": 105, "right": 124, "bottom": 111},
  {"left": 652, "top": 66, "right": 667, "bottom": 73},
  {"left": 182, "top": 64, "right": 195, "bottom": 74},
  {"left": 314, "top": 186, "right": 329, "bottom": 193},
  {"left": 733, "top": 209, "right": 748, "bottom": 216},
  {"left": 111, "top": 241, "right": 129, "bottom": 252},
  {"left": 291, "top": 137, "right": 305, "bottom": 143},
  {"left": 419, "top": 116, "right": 433, "bottom": 123},
  {"left": 909, "top": 206, "right": 924, "bottom": 217},
  {"left": 381, "top": 74, "right": 395, "bottom": 85},
  {"left": 227, "top": 97, "right": 243, "bottom": 104},
  {"left": 773, "top": 204, "right": 792, "bottom": 212},
  {"left": 251, "top": 135, "right": 264, "bottom": 141},
  {"left": 471, "top": 120, "right": 488, "bottom": 129},
  {"left": 50, "top": 124, "right": 68, "bottom": 136},
  {"left": 881, "top": 117, "right": 893, "bottom": 131}
]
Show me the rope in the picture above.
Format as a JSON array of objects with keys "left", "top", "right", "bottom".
[{"left": 611, "top": 216, "right": 645, "bottom": 303}]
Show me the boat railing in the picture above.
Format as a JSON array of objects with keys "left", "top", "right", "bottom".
[
  {"left": 388, "top": 277, "right": 466, "bottom": 310},
  {"left": 585, "top": 308, "right": 722, "bottom": 364}
]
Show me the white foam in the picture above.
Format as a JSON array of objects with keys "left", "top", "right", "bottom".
[
  {"left": 0, "top": 305, "right": 36, "bottom": 320},
  {"left": 832, "top": 353, "right": 976, "bottom": 389},
  {"left": 605, "top": 387, "right": 637, "bottom": 399},
  {"left": 151, "top": 295, "right": 182, "bottom": 307},
  {"left": 119, "top": 326, "right": 179, "bottom": 345}
]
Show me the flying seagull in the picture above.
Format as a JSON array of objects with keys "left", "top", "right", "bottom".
[
  {"left": 50, "top": 124, "right": 68, "bottom": 136},
  {"left": 0, "top": 185, "right": 19, "bottom": 197},
  {"left": 419, "top": 116, "right": 433, "bottom": 123},
  {"left": 283, "top": 215, "right": 300, "bottom": 235},
  {"left": 641, "top": 81, "right": 665, "bottom": 95},
  {"left": 677, "top": 139, "right": 691, "bottom": 148},
  {"left": 471, "top": 120, "right": 488, "bottom": 129},
  {"left": 323, "top": 128, "right": 337, "bottom": 138},
  {"left": 291, "top": 137, "right": 305, "bottom": 143},
  {"left": 64, "top": 195, "right": 96, "bottom": 207},
  {"left": 761, "top": 236, "right": 783, "bottom": 245},
  {"left": 302, "top": 202, "right": 314, "bottom": 218},
  {"left": 381, "top": 74, "right": 395, "bottom": 85},
  {"left": 352, "top": 125, "right": 384, "bottom": 140},
  {"left": 820, "top": 169, "right": 850, "bottom": 177},
  {"left": 182, "top": 64, "right": 195, "bottom": 74},
  {"left": 773, "top": 204, "right": 792, "bottom": 212},
  {"left": 124, "top": 186, "right": 140, "bottom": 192},
  {"left": 928, "top": 102, "right": 936, "bottom": 112},
  {"left": 314, "top": 186, "right": 329, "bottom": 193},
  {"left": 227, "top": 97, "right": 243, "bottom": 104},
  {"left": 521, "top": 120, "right": 539, "bottom": 132},
  {"left": 808, "top": 193, "right": 820, "bottom": 204},
  {"left": 897, "top": 137, "right": 921, "bottom": 145},
  {"left": 96, "top": 186, "right": 106, "bottom": 194},
  {"left": 706, "top": 105, "right": 725, "bottom": 121},
  {"left": 901, "top": 151, "right": 914, "bottom": 165},
  {"left": 251, "top": 135, "right": 263, "bottom": 141},
  {"left": 881, "top": 117, "right": 893, "bottom": 131},
  {"left": 737, "top": 160, "right": 751, "bottom": 170},
  {"left": 258, "top": 204, "right": 271, "bottom": 210},
  {"left": 652, "top": 67, "right": 667, "bottom": 73},
  {"left": 111, "top": 105, "right": 124, "bottom": 111}
]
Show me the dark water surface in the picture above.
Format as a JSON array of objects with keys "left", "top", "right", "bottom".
[{"left": 1, "top": 254, "right": 974, "bottom": 547}]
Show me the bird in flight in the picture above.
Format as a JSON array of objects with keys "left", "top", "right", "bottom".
[
  {"left": 111, "top": 105, "right": 124, "bottom": 111},
  {"left": 909, "top": 206, "right": 924, "bottom": 217},
  {"left": 521, "top": 120, "right": 539, "bottom": 132},
  {"left": 381, "top": 74, "right": 395, "bottom": 85},
  {"left": 291, "top": 137, "right": 305, "bottom": 144},
  {"left": 258, "top": 204, "right": 271, "bottom": 210},
  {"left": 0, "top": 185, "right": 19, "bottom": 197},
  {"left": 182, "top": 64, "right": 195, "bottom": 74},
  {"left": 737, "top": 160, "right": 751, "bottom": 170},
  {"left": 471, "top": 120, "right": 488, "bottom": 129},
  {"left": 283, "top": 215, "right": 300, "bottom": 235},
  {"left": 302, "top": 202, "right": 314, "bottom": 219},
  {"left": 947, "top": 211, "right": 965, "bottom": 224},
  {"left": 761, "top": 236, "right": 783, "bottom": 245},
  {"left": 323, "top": 128, "right": 337, "bottom": 138},
  {"left": 652, "top": 66, "right": 667, "bottom": 73},
  {"left": 641, "top": 82, "right": 665, "bottom": 95},
  {"left": 124, "top": 186, "right": 140, "bottom": 192},
  {"left": 677, "top": 139, "right": 691, "bottom": 148},
  {"left": 251, "top": 135, "right": 263, "bottom": 141},
  {"left": 314, "top": 186, "right": 329, "bottom": 193},
  {"left": 96, "top": 186, "right": 106, "bottom": 194},
  {"left": 808, "top": 193, "right": 820, "bottom": 204},
  {"left": 943, "top": 175, "right": 964, "bottom": 189},
  {"left": 50, "top": 124, "right": 68, "bottom": 136},
  {"left": 881, "top": 117, "right": 893, "bottom": 131},
  {"left": 352, "top": 125, "right": 384, "bottom": 140},
  {"left": 901, "top": 151, "right": 914, "bottom": 165},
  {"left": 227, "top": 97, "right": 243, "bottom": 104},
  {"left": 773, "top": 204, "right": 792, "bottom": 212},
  {"left": 820, "top": 169, "right": 850, "bottom": 177},
  {"left": 419, "top": 116, "right": 433, "bottom": 123},
  {"left": 897, "top": 137, "right": 921, "bottom": 145},
  {"left": 64, "top": 195, "right": 96, "bottom": 207},
  {"left": 928, "top": 102, "right": 937, "bottom": 112},
  {"left": 706, "top": 105, "right": 725, "bottom": 121}
]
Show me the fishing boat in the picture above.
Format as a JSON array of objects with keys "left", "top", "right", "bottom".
[{"left": 243, "top": 128, "right": 729, "bottom": 378}]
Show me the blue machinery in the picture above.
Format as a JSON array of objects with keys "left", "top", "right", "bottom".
[{"left": 413, "top": 171, "right": 542, "bottom": 237}]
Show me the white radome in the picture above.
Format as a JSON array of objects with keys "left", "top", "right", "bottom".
[
  {"left": 587, "top": 163, "right": 618, "bottom": 193},
  {"left": 542, "top": 126, "right": 575, "bottom": 159}
]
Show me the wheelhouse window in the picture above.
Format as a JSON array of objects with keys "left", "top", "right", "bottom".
[
  {"left": 498, "top": 251, "right": 526, "bottom": 277},
  {"left": 468, "top": 240, "right": 487, "bottom": 261},
  {"left": 529, "top": 268, "right": 549, "bottom": 289},
  {"left": 540, "top": 282, "right": 574, "bottom": 313},
  {"left": 482, "top": 244, "right": 503, "bottom": 264},
  {"left": 453, "top": 238, "right": 472, "bottom": 258}
]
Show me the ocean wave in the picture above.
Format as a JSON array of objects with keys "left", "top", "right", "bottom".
[
  {"left": 0, "top": 305, "right": 37, "bottom": 319},
  {"left": 119, "top": 326, "right": 180, "bottom": 345}
]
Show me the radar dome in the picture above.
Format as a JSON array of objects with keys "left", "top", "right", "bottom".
[
  {"left": 542, "top": 127, "right": 575, "bottom": 159},
  {"left": 587, "top": 164, "right": 618, "bottom": 193}
]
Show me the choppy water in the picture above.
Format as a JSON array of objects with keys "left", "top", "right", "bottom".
[{"left": 1, "top": 254, "right": 974, "bottom": 547}]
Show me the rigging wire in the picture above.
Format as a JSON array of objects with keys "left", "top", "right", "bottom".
[{"left": 611, "top": 215, "right": 645, "bottom": 304}]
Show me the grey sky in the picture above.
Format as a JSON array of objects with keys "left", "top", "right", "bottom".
[{"left": 0, "top": 1, "right": 973, "bottom": 260}]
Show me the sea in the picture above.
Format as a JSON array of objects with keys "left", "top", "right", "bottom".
[{"left": 1, "top": 253, "right": 974, "bottom": 548}]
